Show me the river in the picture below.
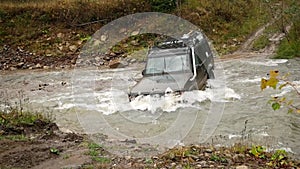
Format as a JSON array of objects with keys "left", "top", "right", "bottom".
[{"left": 1, "top": 53, "right": 299, "bottom": 157}]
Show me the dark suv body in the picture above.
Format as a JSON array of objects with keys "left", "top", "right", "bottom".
[{"left": 128, "top": 31, "right": 214, "bottom": 100}]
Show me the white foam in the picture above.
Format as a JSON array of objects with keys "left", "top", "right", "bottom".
[
  {"left": 239, "top": 77, "right": 261, "bottom": 83},
  {"left": 242, "top": 59, "right": 288, "bottom": 66}
]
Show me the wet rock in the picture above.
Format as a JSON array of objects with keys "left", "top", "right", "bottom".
[{"left": 130, "top": 58, "right": 137, "bottom": 63}]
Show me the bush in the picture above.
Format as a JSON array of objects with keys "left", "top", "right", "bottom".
[{"left": 148, "top": 0, "right": 178, "bottom": 12}]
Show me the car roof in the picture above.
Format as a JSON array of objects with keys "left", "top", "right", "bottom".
[{"left": 148, "top": 47, "right": 189, "bottom": 58}]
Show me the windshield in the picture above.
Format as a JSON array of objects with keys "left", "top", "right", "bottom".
[{"left": 145, "top": 54, "right": 191, "bottom": 74}]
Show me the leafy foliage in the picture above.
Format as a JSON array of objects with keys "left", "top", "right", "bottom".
[
  {"left": 267, "top": 149, "right": 288, "bottom": 167},
  {"left": 263, "top": 0, "right": 300, "bottom": 58},
  {"left": 249, "top": 145, "right": 266, "bottom": 159},
  {"left": 87, "top": 142, "right": 110, "bottom": 163},
  {"left": 261, "top": 70, "right": 279, "bottom": 90},
  {"left": 50, "top": 147, "right": 60, "bottom": 155},
  {"left": 261, "top": 70, "right": 300, "bottom": 113}
]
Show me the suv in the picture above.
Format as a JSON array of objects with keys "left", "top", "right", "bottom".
[{"left": 128, "top": 31, "right": 214, "bottom": 100}]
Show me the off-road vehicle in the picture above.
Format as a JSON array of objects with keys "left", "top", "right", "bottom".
[{"left": 128, "top": 31, "right": 214, "bottom": 101}]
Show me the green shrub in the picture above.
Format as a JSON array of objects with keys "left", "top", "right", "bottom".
[{"left": 148, "top": 0, "right": 178, "bottom": 12}]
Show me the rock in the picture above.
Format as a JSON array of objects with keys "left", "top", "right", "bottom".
[
  {"left": 43, "top": 66, "right": 50, "bottom": 69},
  {"left": 17, "top": 62, "right": 24, "bottom": 68},
  {"left": 95, "top": 56, "right": 101, "bottom": 62},
  {"left": 125, "top": 156, "right": 131, "bottom": 160},
  {"left": 121, "top": 139, "right": 137, "bottom": 144},
  {"left": 100, "top": 34, "right": 108, "bottom": 41},
  {"left": 130, "top": 58, "right": 137, "bottom": 63},
  {"left": 130, "top": 40, "right": 139, "bottom": 46},
  {"left": 46, "top": 53, "right": 52, "bottom": 57},
  {"left": 120, "top": 60, "right": 128, "bottom": 67},
  {"left": 35, "top": 63, "right": 42, "bottom": 69},
  {"left": 198, "top": 161, "right": 207, "bottom": 166},
  {"left": 233, "top": 154, "right": 245, "bottom": 162},
  {"left": 109, "top": 52, "right": 116, "bottom": 57},
  {"left": 9, "top": 67, "right": 17, "bottom": 71},
  {"left": 236, "top": 165, "right": 248, "bottom": 169},
  {"left": 58, "top": 46, "right": 63, "bottom": 51},
  {"left": 119, "top": 28, "right": 127, "bottom": 34},
  {"left": 205, "top": 149, "right": 213, "bottom": 153},
  {"left": 77, "top": 40, "right": 82, "bottom": 45},
  {"left": 69, "top": 45, "right": 77, "bottom": 52},
  {"left": 104, "top": 56, "right": 111, "bottom": 61},
  {"left": 109, "top": 60, "right": 128, "bottom": 68},
  {"left": 57, "top": 33, "right": 64, "bottom": 38},
  {"left": 204, "top": 153, "right": 210, "bottom": 157},
  {"left": 131, "top": 30, "right": 140, "bottom": 36},
  {"left": 109, "top": 60, "right": 120, "bottom": 68},
  {"left": 92, "top": 40, "right": 101, "bottom": 47}
]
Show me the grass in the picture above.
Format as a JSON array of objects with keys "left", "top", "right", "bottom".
[
  {"left": 0, "top": 108, "right": 50, "bottom": 127},
  {"left": 275, "top": 24, "right": 300, "bottom": 58},
  {"left": 0, "top": 134, "right": 28, "bottom": 141},
  {"left": 0, "top": 0, "right": 298, "bottom": 60},
  {"left": 0, "top": 0, "right": 274, "bottom": 57},
  {"left": 252, "top": 34, "right": 270, "bottom": 51},
  {"left": 177, "top": 0, "right": 270, "bottom": 54},
  {"left": 87, "top": 142, "right": 110, "bottom": 163}
]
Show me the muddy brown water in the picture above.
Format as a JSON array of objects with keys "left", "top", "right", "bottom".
[{"left": 1, "top": 54, "right": 300, "bottom": 158}]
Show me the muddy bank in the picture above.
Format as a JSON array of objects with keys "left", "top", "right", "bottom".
[{"left": 1, "top": 119, "right": 300, "bottom": 169}]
